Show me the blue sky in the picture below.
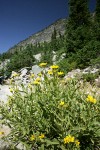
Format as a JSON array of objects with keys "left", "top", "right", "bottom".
[{"left": 0, "top": 0, "right": 96, "bottom": 53}]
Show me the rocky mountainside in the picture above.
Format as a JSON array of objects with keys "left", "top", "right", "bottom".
[{"left": 8, "top": 18, "right": 66, "bottom": 53}]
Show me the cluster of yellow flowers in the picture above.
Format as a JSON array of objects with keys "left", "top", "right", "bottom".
[
  {"left": 86, "top": 95, "right": 97, "bottom": 104},
  {"left": 64, "top": 135, "right": 80, "bottom": 146},
  {"left": 38, "top": 63, "right": 65, "bottom": 77},
  {"left": 30, "top": 134, "right": 45, "bottom": 141}
]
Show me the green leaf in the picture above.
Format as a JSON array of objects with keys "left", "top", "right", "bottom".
[
  {"left": 39, "top": 144, "right": 44, "bottom": 150},
  {"left": 45, "top": 139, "right": 59, "bottom": 146}
]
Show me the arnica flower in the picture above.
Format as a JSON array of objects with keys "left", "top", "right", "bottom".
[
  {"left": 35, "top": 77, "right": 41, "bottom": 82},
  {"left": 59, "top": 101, "right": 65, "bottom": 106},
  {"left": 64, "top": 135, "right": 75, "bottom": 144},
  {"left": 30, "top": 135, "right": 35, "bottom": 141},
  {"left": 9, "top": 88, "right": 14, "bottom": 93},
  {"left": 50, "top": 65, "right": 59, "bottom": 69},
  {"left": 48, "top": 70, "right": 53, "bottom": 75},
  {"left": 30, "top": 73, "right": 34, "bottom": 78},
  {"left": 39, "top": 62, "right": 47, "bottom": 67},
  {"left": 38, "top": 72, "right": 42, "bottom": 77},
  {"left": 86, "top": 95, "right": 97, "bottom": 104},
  {"left": 57, "top": 71, "right": 64, "bottom": 76},
  {"left": 0, "top": 131, "right": 4, "bottom": 135},
  {"left": 75, "top": 140, "right": 80, "bottom": 147},
  {"left": 33, "top": 80, "right": 40, "bottom": 85},
  {"left": 39, "top": 134, "right": 45, "bottom": 139}
]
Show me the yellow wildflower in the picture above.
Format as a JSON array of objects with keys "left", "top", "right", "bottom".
[
  {"left": 30, "top": 135, "right": 35, "bottom": 141},
  {"left": 0, "top": 131, "right": 4, "bottom": 135},
  {"left": 48, "top": 70, "right": 53, "bottom": 75},
  {"left": 59, "top": 101, "right": 65, "bottom": 106},
  {"left": 39, "top": 134, "right": 45, "bottom": 139},
  {"left": 75, "top": 140, "right": 80, "bottom": 147},
  {"left": 86, "top": 95, "right": 97, "bottom": 104},
  {"left": 9, "top": 88, "right": 14, "bottom": 93},
  {"left": 38, "top": 73, "right": 42, "bottom": 77},
  {"left": 64, "top": 135, "right": 75, "bottom": 144},
  {"left": 30, "top": 73, "right": 34, "bottom": 78},
  {"left": 33, "top": 80, "right": 40, "bottom": 85},
  {"left": 36, "top": 77, "right": 41, "bottom": 82},
  {"left": 50, "top": 65, "right": 59, "bottom": 69},
  {"left": 28, "top": 84, "right": 32, "bottom": 89},
  {"left": 57, "top": 71, "right": 64, "bottom": 76},
  {"left": 39, "top": 62, "right": 47, "bottom": 67}
]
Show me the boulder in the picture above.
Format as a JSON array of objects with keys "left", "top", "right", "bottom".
[
  {"left": 33, "top": 53, "right": 41, "bottom": 61},
  {"left": 20, "top": 68, "right": 28, "bottom": 78},
  {"left": 31, "top": 65, "right": 42, "bottom": 75}
]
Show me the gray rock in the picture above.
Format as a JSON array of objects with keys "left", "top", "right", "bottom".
[
  {"left": 20, "top": 68, "right": 28, "bottom": 78},
  {"left": 0, "top": 85, "right": 11, "bottom": 103},
  {"left": 95, "top": 77, "right": 100, "bottom": 87},
  {"left": 33, "top": 53, "right": 41, "bottom": 62},
  {"left": 31, "top": 65, "right": 42, "bottom": 75}
]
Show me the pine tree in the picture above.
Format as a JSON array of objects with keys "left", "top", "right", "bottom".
[
  {"left": 66, "top": 0, "right": 90, "bottom": 54},
  {"left": 64, "top": 0, "right": 100, "bottom": 68},
  {"left": 94, "top": 0, "right": 100, "bottom": 42},
  {"left": 95, "top": 0, "right": 100, "bottom": 23},
  {"left": 68, "top": 0, "right": 90, "bottom": 28},
  {"left": 51, "top": 28, "right": 58, "bottom": 51}
]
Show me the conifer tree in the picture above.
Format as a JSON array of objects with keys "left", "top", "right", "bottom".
[
  {"left": 66, "top": 0, "right": 90, "bottom": 55},
  {"left": 68, "top": 0, "right": 90, "bottom": 28},
  {"left": 51, "top": 28, "right": 58, "bottom": 51},
  {"left": 95, "top": 0, "right": 100, "bottom": 23}
]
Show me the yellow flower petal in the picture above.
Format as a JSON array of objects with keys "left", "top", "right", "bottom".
[
  {"left": 30, "top": 135, "right": 35, "bottom": 141},
  {"left": 57, "top": 71, "right": 64, "bottom": 76},
  {"left": 0, "top": 131, "right": 4, "bottom": 135},
  {"left": 39, "top": 134, "right": 45, "bottom": 139},
  {"left": 50, "top": 65, "right": 59, "bottom": 69},
  {"left": 59, "top": 101, "right": 65, "bottom": 106},
  {"left": 39, "top": 63, "right": 47, "bottom": 67}
]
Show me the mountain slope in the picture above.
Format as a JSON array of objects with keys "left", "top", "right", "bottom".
[{"left": 8, "top": 18, "right": 66, "bottom": 53}]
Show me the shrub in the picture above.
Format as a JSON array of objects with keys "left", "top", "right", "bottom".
[
  {"left": 0, "top": 65, "right": 100, "bottom": 150},
  {"left": 82, "top": 72, "right": 99, "bottom": 84}
]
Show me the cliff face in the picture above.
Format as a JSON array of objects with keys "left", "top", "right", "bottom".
[{"left": 8, "top": 18, "right": 66, "bottom": 53}]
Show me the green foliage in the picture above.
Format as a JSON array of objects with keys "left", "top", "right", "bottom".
[
  {"left": 95, "top": 0, "right": 100, "bottom": 23},
  {"left": 0, "top": 66, "right": 99, "bottom": 149},
  {"left": 50, "top": 28, "right": 57, "bottom": 51},
  {"left": 76, "top": 40, "right": 100, "bottom": 68},
  {"left": 58, "top": 58, "right": 77, "bottom": 73},
  {"left": 64, "top": 0, "right": 100, "bottom": 69},
  {"left": 82, "top": 72, "right": 100, "bottom": 84},
  {"left": 68, "top": 0, "right": 90, "bottom": 28},
  {"left": 7, "top": 48, "right": 35, "bottom": 72},
  {"left": 0, "top": 52, "right": 12, "bottom": 61}
]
